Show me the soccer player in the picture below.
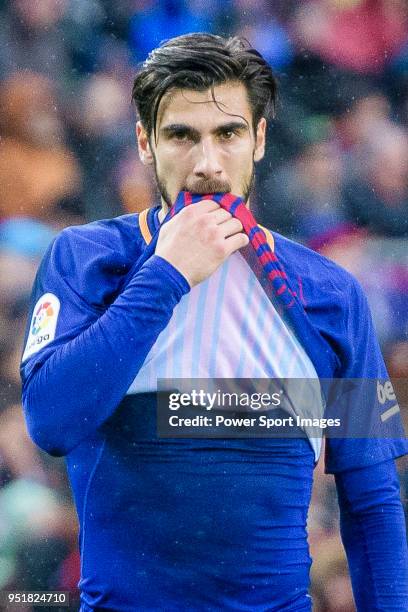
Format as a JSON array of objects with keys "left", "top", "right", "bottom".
[{"left": 21, "top": 34, "right": 408, "bottom": 610}]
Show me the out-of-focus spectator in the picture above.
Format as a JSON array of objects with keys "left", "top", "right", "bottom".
[
  {"left": 309, "top": 225, "right": 408, "bottom": 345},
  {"left": 116, "top": 150, "right": 156, "bottom": 214},
  {"left": 292, "top": 0, "right": 408, "bottom": 75},
  {"left": 259, "top": 139, "right": 345, "bottom": 240},
  {"left": 67, "top": 72, "right": 134, "bottom": 220},
  {"left": 0, "top": 0, "right": 71, "bottom": 79},
  {"left": 0, "top": 71, "right": 82, "bottom": 220},
  {"left": 333, "top": 88, "right": 391, "bottom": 155},
  {"left": 0, "top": 405, "right": 79, "bottom": 602},
  {"left": 0, "top": 217, "right": 57, "bottom": 408},
  {"left": 343, "top": 125, "right": 408, "bottom": 236},
  {"left": 237, "top": 0, "right": 294, "bottom": 70},
  {"left": 387, "top": 342, "right": 408, "bottom": 378},
  {"left": 128, "top": 0, "right": 214, "bottom": 61}
]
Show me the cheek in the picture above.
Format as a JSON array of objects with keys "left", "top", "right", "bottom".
[
  {"left": 225, "top": 139, "right": 254, "bottom": 161},
  {"left": 156, "top": 148, "right": 187, "bottom": 178},
  {"left": 225, "top": 150, "right": 253, "bottom": 177}
]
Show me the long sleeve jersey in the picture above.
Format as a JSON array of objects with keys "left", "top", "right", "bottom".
[{"left": 20, "top": 205, "right": 408, "bottom": 610}]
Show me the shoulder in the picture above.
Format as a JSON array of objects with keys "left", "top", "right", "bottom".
[
  {"left": 57, "top": 213, "right": 144, "bottom": 263},
  {"left": 40, "top": 213, "right": 148, "bottom": 310},
  {"left": 264, "top": 229, "right": 383, "bottom": 376},
  {"left": 271, "top": 230, "right": 362, "bottom": 304},
  {"left": 269, "top": 230, "right": 370, "bottom": 359}
]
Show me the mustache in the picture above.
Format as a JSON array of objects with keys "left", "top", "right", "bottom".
[{"left": 184, "top": 179, "right": 231, "bottom": 194}]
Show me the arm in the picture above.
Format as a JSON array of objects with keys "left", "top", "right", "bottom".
[
  {"left": 335, "top": 459, "right": 408, "bottom": 611},
  {"left": 21, "top": 253, "right": 190, "bottom": 457}
]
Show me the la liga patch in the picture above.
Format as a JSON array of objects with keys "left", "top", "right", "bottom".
[{"left": 22, "top": 293, "right": 60, "bottom": 361}]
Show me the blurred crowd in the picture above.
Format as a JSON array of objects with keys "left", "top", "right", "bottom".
[{"left": 0, "top": 1, "right": 407, "bottom": 610}]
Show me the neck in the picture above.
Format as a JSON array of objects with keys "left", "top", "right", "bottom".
[
  {"left": 157, "top": 195, "right": 251, "bottom": 224},
  {"left": 158, "top": 200, "right": 169, "bottom": 223}
]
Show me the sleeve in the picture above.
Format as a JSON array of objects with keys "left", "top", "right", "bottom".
[
  {"left": 324, "top": 276, "right": 408, "bottom": 474},
  {"left": 335, "top": 459, "right": 408, "bottom": 610},
  {"left": 20, "top": 228, "right": 190, "bottom": 457}
]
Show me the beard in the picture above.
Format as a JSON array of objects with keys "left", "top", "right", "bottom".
[{"left": 153, "top": 154, "right": 256, "bottom": 207}]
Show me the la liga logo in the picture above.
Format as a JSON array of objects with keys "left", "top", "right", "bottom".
[
  {"left": 22, "top": 293, "right": 60, "bottom": 361},
  {"left": 32, "top": 301, "right": 54, "bottom": 335}
]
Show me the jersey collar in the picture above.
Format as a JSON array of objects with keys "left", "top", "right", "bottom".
[
  {"left": 138, "top": 205, "right": 161, "bottom": 245},
  {"left": 138, "top": 204, "right": 274, "bottom": 251}
]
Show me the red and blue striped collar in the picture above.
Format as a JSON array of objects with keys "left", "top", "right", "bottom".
[{"left": 139, "top": 200, "right": 274, "bottom": 252}]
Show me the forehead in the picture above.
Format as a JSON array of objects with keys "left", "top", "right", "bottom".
[{"left": 157, "top": 82, "right": 252, "bottom": 129}]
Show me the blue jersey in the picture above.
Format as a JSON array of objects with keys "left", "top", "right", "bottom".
[{"left": 20, "top": 205, "right": 408, "bottom": 611}]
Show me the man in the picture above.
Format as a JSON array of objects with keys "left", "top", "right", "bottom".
[{"left": 21, "top": 34, "right": 408, "bottom": 611}]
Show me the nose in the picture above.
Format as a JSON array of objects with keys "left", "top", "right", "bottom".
[{"left": 192, "top": 138, "right": 223, "bottom": 179}]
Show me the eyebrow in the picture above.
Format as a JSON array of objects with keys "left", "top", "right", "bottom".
[{"left": 160, "top": 121, "right": 249, "bottom": 139}]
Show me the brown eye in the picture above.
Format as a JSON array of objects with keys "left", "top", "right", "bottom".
[
  {"left": 173, "top": 132, "right": 190, "bottom": 142},
  {"left": 220, "top": 131, "right": 235, "bottom": 141}
]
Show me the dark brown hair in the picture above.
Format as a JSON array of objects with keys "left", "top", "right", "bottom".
[{"left": 131, "top": 32, "right": 278, "bottom": 141}]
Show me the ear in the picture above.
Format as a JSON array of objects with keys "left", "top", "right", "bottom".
[
  {"left": 136, "top": 121, "right": 154, "bottom": 165},
  {"left": 253, "top": 117, "right": 266, "bottom": 162}
]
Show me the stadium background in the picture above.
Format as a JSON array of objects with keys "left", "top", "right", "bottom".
[{"left": 0, "top": 1, "right": 407, "bottom": 610}]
